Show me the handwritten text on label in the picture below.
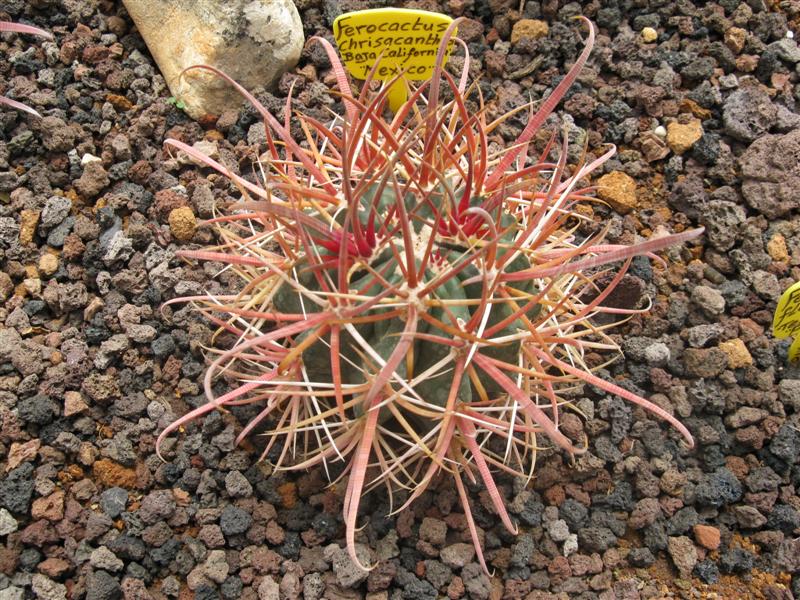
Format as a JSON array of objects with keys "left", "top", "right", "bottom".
[{"left": 333, "top": 9, "right": 454, "bottom": 80}]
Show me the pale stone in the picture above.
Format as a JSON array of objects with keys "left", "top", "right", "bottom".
[
  {"left": 122, "top": 0, "right": 304, "bottom": 119},
  {"left": 767, "top": 233, "right": 789, "bottom": 262},
  {"left": 38, "top": 253, "right": 59, "bottom": 277},
  {"left": 64, "top": 390, "right": 89, "bottom": 416},
  {"left": 641, "top": 27, "right": 658, "bottom": 43},
  {"left": 80, "top": 153, "right": 102, "bottom": 165},
  {"left": 667, "top": 536, "right": 697, "bottom": 578},
  {"left": 19, "top": 209, "right": 40, "bottom": 245},
  {"left": 0, "top": 508, "right": 17, "bottom": 536}
]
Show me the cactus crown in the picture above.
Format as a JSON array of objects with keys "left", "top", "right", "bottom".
[{"left": 160, "top": 18, "right": 702, "bottom": 572}]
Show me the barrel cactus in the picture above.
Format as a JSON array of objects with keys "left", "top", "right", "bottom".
[{"left": 159, "top": 18, "right": 702, "bottom": 572}]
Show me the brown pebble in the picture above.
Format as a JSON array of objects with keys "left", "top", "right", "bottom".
[
  {"left": 19, "top": 210, "right": 40, "bottom": 245},
  {"left": 693, "top": 524, "right": 721, "bottom": 550},
  {"left": 107, "top": 15, "right": 128, "bottom": 36},
  {"left": 64, "top": 391, "right": 89, "bottom": 417},
  {"left": 93, "top": 459, "right": 138, "bottom": 489},
  {"left": 168, "top": 206, "right": 198, "bottom": 242},
  {"left": 511, "top": 19, "right": 549, "bottom": 44},
  {"left": 596, "top": 171, "right": 637, "bottom": 214}
]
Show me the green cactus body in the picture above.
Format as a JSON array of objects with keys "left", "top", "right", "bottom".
[{"left": 269, "top": 180, "right": 545, "bottom": 427}]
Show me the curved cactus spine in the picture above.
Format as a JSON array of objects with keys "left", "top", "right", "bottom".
[{"left": 0, "top": 21, "right": 53, "bottom": 117}]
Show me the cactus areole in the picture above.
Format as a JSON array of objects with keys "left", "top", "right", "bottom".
[{"left": 159, "top": 18, "right": 703, "bottom": 572}]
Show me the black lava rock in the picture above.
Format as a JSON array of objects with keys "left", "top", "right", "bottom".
[
  {"left": 219, "top": 505, "right": 252, "bottom": 536},
  {"left": 694, "top": 559, "right": 720, "bottom": 584},
  {"left": 0, "top": 463, "right": 35, "bottom": 513},
  {"left": 718, "top": 548, "right": 755, "bottom": 574},
  {"left": 85, "top": 570, "right": 123, "bottom": 600},
  {"left": 694, "top": 468, "right": 743, "bottom": 508}
]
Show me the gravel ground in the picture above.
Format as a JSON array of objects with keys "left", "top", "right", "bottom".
[{"left": 1, "top": 0, "right": 800, "bottom": 599}]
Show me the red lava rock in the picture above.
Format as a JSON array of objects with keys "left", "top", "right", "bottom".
[
  {"left": 543, "top": 485, "right": 566, "bottom": 505},
  {"left": 735, "top": 425, "right": 766, "bottom": 449},
  {"left": 63, "top": 391, "right": 88, "bottom": 417},
  {"left": 0, "top": 545, "right": 19, "bottom": 576},
  {"left": 38, "top": 557, "right": 72, "bottom": 578},
  {"left": 92, "top": 459, "right": 138, "bottom": 489},
  {"left": 31, "top": 489, "right": 65, "bottom": 522},
  {"left": 483, "top": 50, "right": 506, "bottom": 77},
  {"left": 20, "top": 520, "right": 59, "bottom": 546},
  {"left": 128, "top": 160, "right": 153, "bottom": 184},
  {"left": 447, "top": 575, "right": 465, "bottom": 599},
  {"left": 683, "top": 347, "right": 728, "bottom": 378},
  {"left": 569, "top": 553, "right": 603, "bottom": 576},
  {"left": 658, "top": 496, "right": 684, "bottom": 518},
  {"left": 415, "top": 560, "right": 426, "bottom": 578},
  {"left": 367, "top": 560, "right": 397, "bottom": 592},
  {"left": 725, "top": 456, "right": 750, "bottom": 480},
  {"left": 745, "top": 490, "right": 779, "bottom": 513},
  {"left": 628, "top": 497, "right": 661, "bottom": 529},
  {"left": 75, "top": 162, "right": 110, "bottom": 198},
  {"left": 61, "top": 234, "right": 86, "bottom": 261},
  {"left": 548, "top": 555, "right": 572, "bottom": 578},
  {"left": 693, "top": 524, "right": 721, "bottom": 550},
  {"left": 456, "top": 19, "right": 484, "bottom": 42},
  {"left": 6, "top": 439, "right": 41, "bottom": 471},
  {"left": 154, "top": 189, "right": 190, "bottom": 220},
  {"left": 419, "top": 517, "right": 447, "bottom": 547},
  {"left": 264, "top": 520, "right": 285, "bottom": 545},
  {"left": 82, "top": 45, "right": 111, "bottom": 64},
  {"left": 250, "top": 547, "right": 282, "bottom": 574},
  {"left": 396, "top": 509, "right": 415, "bottom": 538}
]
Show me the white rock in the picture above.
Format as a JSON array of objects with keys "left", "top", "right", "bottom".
[
  {"left": 0, "top": 508, "right": 18, "bottom": 535},
  {"left": 122, "top": 0, "right": 304, "bottom": 119},
  {"left": 80, "top": 153, "right": 101, "bottom": 165},
  {"left": 547, "top": 519, "right": 570, "bottom": 543},
  {"left": 0, "top": 586, "right": 23, "bottom": 600},
  {"left": 563, "top": 533, "right": 579, "bottom": 557},
  {"left": 31, "top": 575, "right": 66, "bottom": 600},
  {"left": 89, "top": 546, "right": 124, "bottom": 572}
]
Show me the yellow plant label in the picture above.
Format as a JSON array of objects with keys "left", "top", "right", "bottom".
[
  {"left": 790, "top": 335, "right": 800, "bottom": 363},
  {"left": 773, "top": 280, "right": 800, "bottom": 339},
  {"left": 333, "top": 8, "right": 455, "bottom": 110}
]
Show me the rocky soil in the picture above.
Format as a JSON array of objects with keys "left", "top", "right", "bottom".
[{"left": 1, "top": 0, "right": 799, "bottom": 599}]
